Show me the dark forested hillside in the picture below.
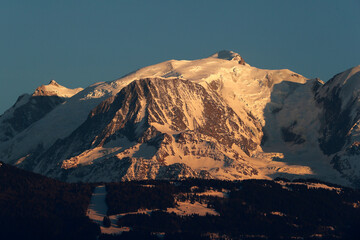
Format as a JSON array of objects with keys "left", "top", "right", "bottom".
[
  {"left": 103, "top": 179, "right": 360, "bottom": 240},
  {"left": 2, "top": 161, "right": 360, "bottom": 240},
  {"left": 106, "top": 181, "right": 178, "bottom": 215},
  {"left": 0, "top": 162, "right": 100, "bottom": 240}
]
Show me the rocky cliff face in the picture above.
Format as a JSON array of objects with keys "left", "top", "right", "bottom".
[{"left": 29, "top": 78, "right": 259, "bottom": 181}]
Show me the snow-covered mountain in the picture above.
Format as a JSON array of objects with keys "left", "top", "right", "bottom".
[
  {"left": 315, "top": 66, "right": 360, "bottom": 186},
  {"left": 0, "top": 80, "right": 83, "bottom": 143},
  {"left": 0, "top": 51, "right": 359, "bottom": 187}
]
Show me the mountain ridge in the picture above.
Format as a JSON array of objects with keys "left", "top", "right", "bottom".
[{"left": 0, "top": 51, "right": 359, "bottom": 187}]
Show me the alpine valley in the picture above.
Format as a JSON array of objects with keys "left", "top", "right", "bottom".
[{"left": 1, "top": 51, "right": 360, "bottom": 187}]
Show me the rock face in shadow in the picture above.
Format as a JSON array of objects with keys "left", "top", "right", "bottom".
[
  {"left": 316, "top": 83, "right": 353, "bottom": 155},
  {"left": 261, "top": 66, "right": 360, "bottom": 187},
  {"left": 281, "top": 121, "right": 305, "bottom": 144},
  {"left": 315, "top": 66, "right": 360, "bottom": 186},
  {"left": 0, "top": 95, "right": 66, "bottom": 142},
  {"left": 261, "top": 80, "right": 318, "bottom": 150}
]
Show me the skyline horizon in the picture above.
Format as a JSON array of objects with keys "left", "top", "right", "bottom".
[{"left": 1, "top": 0, "right": 359, "bottom": 114}]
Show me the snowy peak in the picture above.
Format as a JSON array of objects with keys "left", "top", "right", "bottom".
[
  {"left": 210, "top": 50, "right": 246, "bottom": 65},
  {"left": 49, "top": 79, "right": 60, "bottom": 86},
  {"left": 32, "top": 80, "right": 83, "bottom": 98},
  {"left": 112, "top": 51, "right": 307, "bottom": 127}
]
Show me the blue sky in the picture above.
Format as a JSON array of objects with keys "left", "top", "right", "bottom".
[{"left": 1, "top": 0, "right": 360, "bottom": 114}]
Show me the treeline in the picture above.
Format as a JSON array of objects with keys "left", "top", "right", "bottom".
[
  {"left": 208, "top": 179, "right": 360, "bottom": 239},
  {"left": 2, "top": 161, "right": 360, "bottom": 239},
  {"left": 103, "top": 178, "right": 360, "bottom": 239},
  {"left": 105, "top": 179, "right": 237, "bottom": 215},
  {"left": 106, "top": 181, "right": 178, "bottom": 215},
  {"left": 105, "top": 178, "right": 242, "bottom": 215},
  {"left": 99, "top": 231, "right": 211, "bottom": 240},
  {"left": 0, "top": 162, "right": 100, "bottom": 240}
]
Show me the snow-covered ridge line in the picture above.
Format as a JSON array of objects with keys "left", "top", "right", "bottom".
[
  {"left": 0, "top": 51, "right": 360, "bottom": 187},
  {"left": 3, "top": 50, "right": 306, "bottom": 147}
]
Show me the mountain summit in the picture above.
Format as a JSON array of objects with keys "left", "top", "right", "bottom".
[
  {"left": 210, "top": 50, "right": 246, "bottom": 65},
  {"left": 0, "top": 80, "right": 83, "bottom": 143},
  {"left": 0, "top": 52, "right": 359, "bottom": 187},
  {"left": 32, "top": 80, "right": 83, "bottom": 97}
]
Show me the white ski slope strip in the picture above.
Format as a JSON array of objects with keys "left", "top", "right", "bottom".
[
  {"left": 87, "top": 185, "right": 107, "bottom": 224},
  {"left": 87, "top": 185, "right": 127, "bottom": 235}
]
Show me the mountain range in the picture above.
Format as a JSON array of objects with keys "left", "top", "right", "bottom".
[{"left": 1, "top": 50, "right": 359, "bottom": 187}]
